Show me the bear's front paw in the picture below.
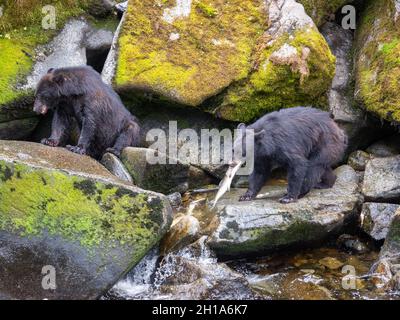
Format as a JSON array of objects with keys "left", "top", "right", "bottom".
[
  {"left": 279, "top": 195, "right": 297, "bottom": 204},
  {"left": 66, "top": 145, "right": 87, "bottom": 155},
  {"left": 41, "top": 138, "right": 59, "bottom": 147},
  {"left": 239, "top": 191, "right": 255, "bottom": 202},
  {"left": 106, "top": 147, "right": 121, "bottom": 157}
]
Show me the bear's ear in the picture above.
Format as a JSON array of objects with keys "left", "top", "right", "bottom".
[
  {"left": 47, "top": 68, "right": 55, "bottom": 74},
  {"left": 53, "top": 74, "right": 66, "bottom": 85}
]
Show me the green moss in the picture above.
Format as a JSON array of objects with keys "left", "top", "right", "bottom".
[
  {"left": 217, "top": 27, "right": 336, "bottom": 122},
  {"left": 195, "top": 1, "right": 218, "bottom": 18},
  {"left": 0, "top": 161, "right": 166, "bottom": 251},
  {"left": 355, "top": 0, "right": 400, "bottom": 123},
  {"left": 115, "top": 0, "right": 266, "bottom": 106},
  {"left": 297, "top": 0, "right": 348, "bottom": 26},
  {"left": 0, "top": 0, "right": 89, "bottom": 107}
]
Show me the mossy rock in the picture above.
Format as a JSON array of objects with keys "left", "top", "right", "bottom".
[
  {"left": 0, "top": 140, "right": 172, "bottom": 299},
  {"left": 297, "top": 0, "right": 349, "bottom": 26},
  {"left": 355, "top": 0, "right": 400, "bottom": 123},
  {"left": 208, "top": 165, "right": 362, "bottom": 258},
  {"left": 111, "top": 0, "right": 336, "bottom": 122}
]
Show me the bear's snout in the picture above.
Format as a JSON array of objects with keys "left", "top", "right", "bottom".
[{"left": 33, "top": 101, "right": 48, "bottom": 115}]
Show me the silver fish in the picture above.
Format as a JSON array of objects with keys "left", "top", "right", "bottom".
[{"left": 212, "top": 161, "right": 243, "bottom": 208}]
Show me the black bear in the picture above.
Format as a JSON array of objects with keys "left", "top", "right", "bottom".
[
  {"left": 33, "top": 66, "right": 140, "bottom": 159},
  {"left": 236, "top": 107, "right": 347, "bottom": 204}
]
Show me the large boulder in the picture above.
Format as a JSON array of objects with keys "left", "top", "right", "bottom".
[
  {"left": 0, "top": 141, "right": 172, "bottom": 299},
  {"left": 362, "top": 156, "right": 400, "bottom": 202},
  {"left": 104, "top": 0, "right": 336, "bottom": 122},
  {"left": 355, "top": 0, "right": 400, "bottom": 124},
  {"left": 208, "top": 165, "right": 363, "bottom": 258}
]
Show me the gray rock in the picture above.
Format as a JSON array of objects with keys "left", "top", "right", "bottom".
[
  {"left": 0, "top": 117, "right": 39, "bottom": 140},
  {"left": 361, "top": 203, "right": 400, "bottom": 241},
  {"left": 121, "top": 147, "right": 213, "bottom": 195},
  {"left": 370, "top": 211, "right": 400, "bottom": 290},
  {"left": 321, "top": 22, "right": 384, "bottom": 154},
  {"left": 84, "top": 28, "right": 114, "bottom": 51},
  {"left": 166, "top": 192, "right": 182, "bottom": 208},
  {"left": 208, "top": 165, "right": 363, "bottom": 258},
  {"left": 101, "top": 152, "right": 133, "bottom": 183},
  {"left": 0, "top": 140, "right": 172, "bottom": 300},
  {"left": 362, "top": 156, "right": 400, "bottom": 201},
  {"left": 87, "top": 0, "right": 115, "bottom": 17},
  {"left": 347, "top": 150, "right": 371, "bottom": 171},
  {"left": 336, "top": 234, "right": 369, "bottom": 254},
  {"left": 22, "top": 19, "right": 90, "bottom": 90},
  {"left": 366, "top": 135, "right": 400, "bottom": 158}
]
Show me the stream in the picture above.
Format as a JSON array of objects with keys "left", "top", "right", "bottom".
[{"left": 102, "top": 191, "right": 400, "bottom": 301}]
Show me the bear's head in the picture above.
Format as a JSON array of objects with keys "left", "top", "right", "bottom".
[{"left": 33, "top": 68, "right": 83, "bottom": 115}]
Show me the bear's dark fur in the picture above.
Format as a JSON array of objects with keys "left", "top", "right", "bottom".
[
  {"left": 237, "top": 107, "right": 347, "bottom": 204},
  {"left": 33, "top": 66, "right": 140, "bottom": 159}
]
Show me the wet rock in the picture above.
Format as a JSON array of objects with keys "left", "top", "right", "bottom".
[
  {"left": 320, "top": 21, "right": 383, "bottom": 154},
  {"left": 318, "top": 257, "right": 344, "bottom": 270},
  {"left": 337, "top": 234, "right": 369, "bottom": 254},
  {"left": 362, "top": 156, "right": 400, "bottom": 202},
  {"left": 208, "top": 165, "right": 363, "bottom": 258},
  {"left": 370, "top": 211, "right": 400, "bottom": 290},
  {"left": 156, "top": 255, "right": 255, "bottom": 300},
  {"left": 0, "top": 140, "right": 172, "bottom": 300},
  {"left": 366, "top": 135, "right": 400, "bottom": 158},
  {"left": 160, "top": 215, "right": 201, "bottom": 255},
  {"left": 101, "top": 152, "right": 133, "bottom": 183},
  {"left": 347, "top": 150, "right": 371, "bottom": 171},
  {"left": 121, "top": 147, "right": 213, "bottom": 195},
  {"left": 166, "top": 192, "right": 182, "bottom": 209},
  {"left": 22, "top": 19, "right": 90, "bottom": 90},
  {"left": 104, "top": 0, "right": 335, "bottom": 122},
  {"left": 361, "top": 203, "right": 400, "bottom": 241}
]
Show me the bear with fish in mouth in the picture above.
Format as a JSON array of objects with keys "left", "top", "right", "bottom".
[
  {"left": 216, "top": 107, "right": 347, "bottom": 205},
  {"left": 33, "top": 66, "right": 140, "bottom": 159}
]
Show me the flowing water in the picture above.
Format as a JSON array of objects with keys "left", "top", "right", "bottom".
[{"left": 103, "top": 192, "right": 400, "bottom": 301}]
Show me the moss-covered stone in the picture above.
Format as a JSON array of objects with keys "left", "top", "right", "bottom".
[
  {"left": 297, "top": 0, "right": 349, "bottom": 26},
  {"left": 355, "top": 0, "right": 400, "bottom": 123},
  {"left": 0, "top": 140, "right": 172, "bottom": 299},
  {"left": 112, "top": 0, "right": 335, "bottom": 122},
  {"left": 115, "top": 0, "right": 266, "bottom": 107}
]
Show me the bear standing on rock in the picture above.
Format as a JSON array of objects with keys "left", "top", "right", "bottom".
[
  {"left": 33, "top": 66, "right": 140, "bottom": 159},
  {"left": 237, "top": 107, "right": 347, "bottom": 204}
]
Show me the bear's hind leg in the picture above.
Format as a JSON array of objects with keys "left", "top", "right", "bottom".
[
  {"left": 315, "top": 167, "right": 336, "bottom": 189},
  {"left": 300, "top": 164, "right": 327, "bottom": 197},
  {"left": 106, "top": 121, "right": 140, "bottom": 157}
]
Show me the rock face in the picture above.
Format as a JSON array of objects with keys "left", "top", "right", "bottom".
[
  {"left": 355, "top": 0, "right": 400, "bottom": 123},
  {"left": 362, "top": 156, "right": 400, "bottom": 201},
  {"left": 101, "top": 152, "right": 133, "bottom": 183},
  {"left": 106, "top": 0, "right": 335, "bottom": 122},
  {"left": 361, "top": 203, "right": 400, "bottom": 241},
  {"left": 0, "top": 141, "right": 172, "bottom": 299},
  {"left": 121, "top": 147, "right": 213, "bottom": 194},
  {"left": 208, "top": 165, "right": 363, "bottom": 258},
  {"left": 320, "top": 21, "right": 381, "bottom": 153},
  {"left": 370, "top": 211, "right": 400, "bottom": 291},
  {"left": 366, "top": 135, "right": 400, "bottom": 158}
]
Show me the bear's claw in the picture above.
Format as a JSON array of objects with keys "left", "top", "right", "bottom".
[
  {"left": 41, "top": 138, "right": 59, "bottom": 147},
  {"left": 66, "top": 145, "right": 87, "bottom": 155}
]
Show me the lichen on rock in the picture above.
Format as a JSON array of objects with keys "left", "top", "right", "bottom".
[{"left": 297, "top": 0, "right": 349, "bottom": 26}]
